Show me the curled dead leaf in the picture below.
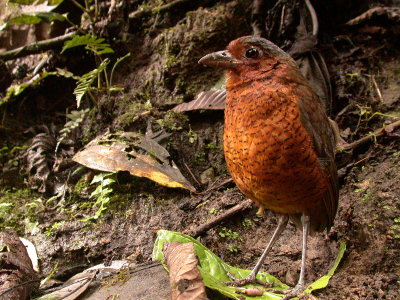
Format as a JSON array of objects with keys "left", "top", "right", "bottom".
[
  {"left": 163, "top": 242, "right": 208, "bottom": 300},
  {"left": 0, "top": 230, "right": 39, "bottom": 300}
]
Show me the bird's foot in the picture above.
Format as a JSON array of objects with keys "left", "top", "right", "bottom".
[
  {"left": 225, "top": 272, "right": 275, "bottom": 288},
  {"left": 269, "top": 283, "right": 306, "bottom": 300}
]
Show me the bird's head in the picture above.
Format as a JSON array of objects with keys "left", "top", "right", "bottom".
[{"left": 199, "top": 36, "right": 296, "bottom": 84}]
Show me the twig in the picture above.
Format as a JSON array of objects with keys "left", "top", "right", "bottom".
[
  {"left": 0, "top": 279, "right": 40, "bottom": 298},
  {"left": 183, "top": 160, "right": 201, "bottom": 186},
  {"left": 199, "top": 177, "right": 233, "bottom": 195},
  {"left": 370, "top": 75, "right": 384, "bottom": 103},
  {"left": 279, "top": 4, "right": 286, "bottom": 35},
  {"left": 341, "top": 119, "right": 400, "bottom": 151},
  {"left": 190, "top": 199, "right": 254, "bottom": 238},
  {"left": 0, "top": 32, "right": 76, "bottom": 61},
  {"left": 305, "top": 0, "right": 319, "bottom": 36}
]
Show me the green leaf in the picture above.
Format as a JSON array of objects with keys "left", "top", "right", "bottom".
[
  {"left": 6, "top": 15, "right": 43, "bottom": 25},
  {"left": 153, "top": 230, "right": 346, "bottom": 300},
  {"left": 61, "top": 34, "right": 114, "bottom": 56},
  {"left": 6, "top": 12, "right": 66, "bottom": 26},
  {"left": 0, "top": 0, "right": 64, "bottom": 31},
  {"left": 303, "top": 242, "right": 346, "bottom": 293},
  {"left": 153, "top": 230, "right": 288, "bottom": 300}
]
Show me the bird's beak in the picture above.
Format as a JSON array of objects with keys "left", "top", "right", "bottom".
[{"left": 198, "top": 50, "right": 242, "bottom": 69}]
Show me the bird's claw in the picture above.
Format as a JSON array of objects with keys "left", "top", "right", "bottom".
[
  {"left": 225, "top": 272, "right": 275, "bottom": 288},
  {"left": 278, "top": 283, "right": 306, "bottom": 300}
]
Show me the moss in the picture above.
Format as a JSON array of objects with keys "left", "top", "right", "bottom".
[
  {"left": 164, "top": 54, "right": 179, "bottom": 69},
  {"left": 115, "top": 94, "right": 153, "bottom": 129},
  {"left": 156, "top": 111, "right": 188, "bottom": 131},
  {"left": 73, "top": 176, "right": 90, "bottom": 196},
  {"left": 81, "top": 107, "right": 99, "bottom": 145},
  {"left": 0, "top": 188, "right": 39, "bottom": 234}
]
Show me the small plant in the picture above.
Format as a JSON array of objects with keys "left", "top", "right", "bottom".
[
  {"left": 186, "top": 127, "right": 198, "bottom": 144},
  {"left": 73, "top": 59, "right": 110, "bottom": 107},
  {"left": 62, "top": 34, "right": 131, "bottom": 106},
  {"left": 56, "top": 109, "right": 90, "bottom": 152},
  {"left": 204, "top": 142, "right": 220, "bottom": 151},
  {"left": 219, "top": 227, "right": 239, "bottom": 240},
  {"left": 83, "top": 172, "right": 116, "bottom": 222},
  {"left": 45, "top": 221, "right": 66, "bottom": 236},
  {"left": 242, "top": 218, "right": 253, "bottom": 227},
  {"left": 209, "top": 208, "right": 218, "bottom": 215},
  {"left": 228, "top": 245, "right": 240, "bottom": 253}
]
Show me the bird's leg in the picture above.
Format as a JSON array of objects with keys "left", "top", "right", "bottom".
[
  {"left": 281, "top": 214, "right": 310, "bottom": 300},
  {"left": 226, "top": 214, "right": 289, "bottom": 287}
]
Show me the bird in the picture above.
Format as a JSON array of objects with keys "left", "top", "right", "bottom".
[{"left": 198, "top": 36, "right": 339, "bottom": 299}]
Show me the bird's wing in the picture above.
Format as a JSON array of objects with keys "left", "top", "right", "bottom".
[{"left": 296, "top": 84, "right": 339, "bottom": 230}]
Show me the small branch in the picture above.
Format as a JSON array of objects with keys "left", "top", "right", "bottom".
[
  {"left": 71, "top": 0, "right": 90, "bottom": 14},
  {"left": 183, "top": 160, "right": 201, "bottom": 186},
  {"left": 199, "top": 177, "right": 233, "bottom": 195},
  {"left": 190, "top": 199, "right": 254, "bottom": 238},
  {"left": 305, "top": 0, "right": 319, "bottom": 36},
  {"left": 370, "top": 75, "right": 384, "bottom": 103},
  {"left": 341, "top": 119, "right": 400, "bottom": 151},
  {"left": 0, "top": 32, "right": 76, "bottom": 61}
]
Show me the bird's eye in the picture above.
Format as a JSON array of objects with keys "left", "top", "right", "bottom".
[{"left": 245, "top": 48, "right": 260, "bottom": 59}]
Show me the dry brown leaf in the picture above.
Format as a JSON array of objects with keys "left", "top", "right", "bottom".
[
  {"left": 72, "top": 132, "right": 195, "bottom": 192},
  {"left": 163, "top": 242, "right": 208, "bottom": 300},
  {"left": 0, "top": 230, "right": 39, "bottom": 300},
  {"left": 172, "top": 90, "right": 226, "bottom": 112}
]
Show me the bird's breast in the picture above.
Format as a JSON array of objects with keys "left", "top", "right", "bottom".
[{"left": 224, "top": 81, "right": 327, "bottom": 214}]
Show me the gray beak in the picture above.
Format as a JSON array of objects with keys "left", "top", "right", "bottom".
[{"left": 198, "top": 50, "right": 242, "bottom": 69}]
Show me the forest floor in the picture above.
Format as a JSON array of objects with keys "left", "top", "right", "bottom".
[{"left": 0, "top": 0, "right": 399, "bottom": 299}]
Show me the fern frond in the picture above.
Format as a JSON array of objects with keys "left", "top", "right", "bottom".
[
  {"left": 74, "top": 59, "right": 109, "bottom": 107},
  {"left": 82, "top": 172, "right": 116, "bottom": 222},
  {"left": 55, "top": 108, "right": 89, "bottom": 153}
]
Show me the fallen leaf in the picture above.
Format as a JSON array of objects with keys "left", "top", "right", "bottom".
[
  {"left": 73, "top": 131, "right": 195, "bottom": 192},
  {"left": 164, "top": 242, "right": 209, "bottom": 300},
  {"left": 0, "top": 230, "right": 39, "bottom": 300},
  {"left": 173, "top": 90, "right": 226, "bottom": 112},
  {"left": 34, "top": 272, "right": 94, "bottom": 300},
  {"left": 153, "top": 230, "right": 346, "bottom": 300}
]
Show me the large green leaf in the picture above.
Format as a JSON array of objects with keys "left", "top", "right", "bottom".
[
  {"left": 6, "top": 12, "right": 66, "bottom": 25},
  {"left": 153, "top": 230, "right": 346, "bottom": 300},
  {"left": 1, "top": 1, "right": 65, "bottom": 30},
  {"left": 153, "top": 230, "right": 288, "bottom": 300}
]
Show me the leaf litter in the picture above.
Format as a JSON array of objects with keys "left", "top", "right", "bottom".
[{"left": 153, "top": 230, "right": 346, "bottom": 300}]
